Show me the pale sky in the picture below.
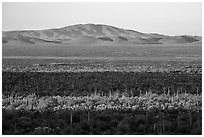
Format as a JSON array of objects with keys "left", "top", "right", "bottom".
[{"left": 2, "top": 2, "right": 202, "bottom": 36}]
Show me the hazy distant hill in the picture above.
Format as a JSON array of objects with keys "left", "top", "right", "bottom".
[{"left": 2, "top": 24, "right": 202, "bottom": 45}]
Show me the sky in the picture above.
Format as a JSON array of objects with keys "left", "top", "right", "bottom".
[{"left": 2, "top": 2, "right": 202, "bottom": 36}]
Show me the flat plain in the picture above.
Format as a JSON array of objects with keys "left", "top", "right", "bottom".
[{"left": 2, "top": 43, "right": 202, "bottom": 67}]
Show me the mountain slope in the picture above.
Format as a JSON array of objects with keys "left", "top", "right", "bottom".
[{"left": 2, "top": 24, "right": 202, "bottom": 45}]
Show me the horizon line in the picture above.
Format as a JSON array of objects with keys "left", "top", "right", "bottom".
[{"left": 2, "top": 23, "right": 202, "bottom": 37}]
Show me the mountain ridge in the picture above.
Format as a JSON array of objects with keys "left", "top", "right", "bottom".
[{"left": 2, "top": 23, "right": 202, "bottom": 45}]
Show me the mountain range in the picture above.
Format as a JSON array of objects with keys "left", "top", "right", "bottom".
[{"left": 2, "top": 24, "right": 202, "bottom": 45}]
